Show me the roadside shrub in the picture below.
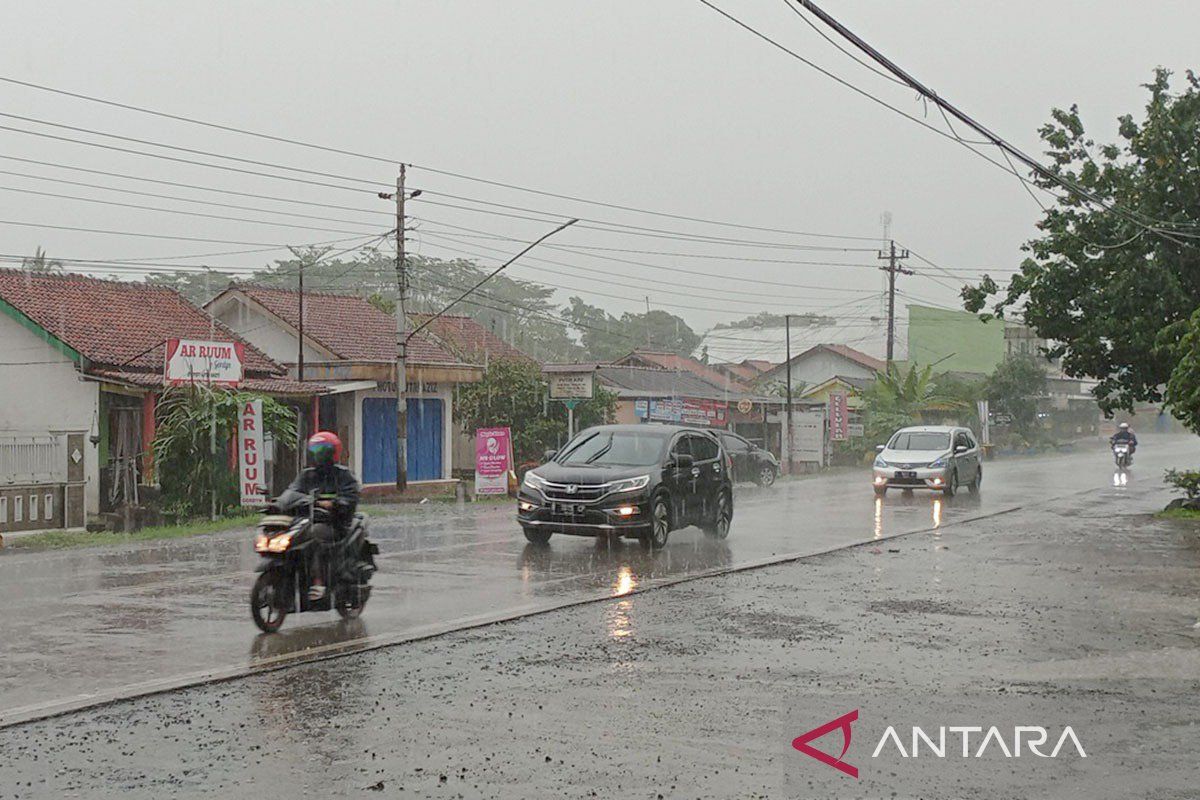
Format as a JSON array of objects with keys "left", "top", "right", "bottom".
[{"left": 1164, "top": 468, "right": 1200, "bottom": 500}]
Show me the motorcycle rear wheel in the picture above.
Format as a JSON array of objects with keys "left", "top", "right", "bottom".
[{"left": 251, "top": 572, "right": 288, "bottom": 633}]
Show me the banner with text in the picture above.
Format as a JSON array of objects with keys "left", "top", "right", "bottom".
[
  {"left": 165, "top": 338, "right": 245, "bottom": 386},
  {"left": 474, "top": 426, "right": 513, "bottom": 496},
  {"left": 238, "top": 399, "right": 268, "bottom": 506},
  {"left": 828, "top": 391, "right": 849, "bottom": 441}
]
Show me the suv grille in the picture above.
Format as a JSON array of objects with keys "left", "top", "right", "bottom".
[{"left": 540, "top": 481, "right": 609, "bottom": 502}]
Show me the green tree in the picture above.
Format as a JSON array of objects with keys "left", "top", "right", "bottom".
[
  {"left": 962, "top": 69, "right": 1200, "bottom": 420},
  {"left": 561, "top": 297, "right": 700, "bottom": 360},
  {"left": 712, "top": 311, "right": 834, "bottom": 330},
  {"left": 453, "top": 359, "right": 616, "bottom": 463},
  {"left": 153, "top": 385, "right": 297, "bottom": 518},
  {"left": 984, "top": 354, "right": 1047, "bottom": 437}
]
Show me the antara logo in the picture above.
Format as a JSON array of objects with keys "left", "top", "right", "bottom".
[{"left": 793, "top": 711, "right": 1086, "bottom": 779}]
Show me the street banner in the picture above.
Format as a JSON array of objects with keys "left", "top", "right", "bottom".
[
  {"left": 634, "top": 398, "right": 728, "bottom": 427},
  {"left": 165, "top": 338, "right": 245, "bottom": 386},
  {"left": 238, "top": 399, "right": 268, "bottom": 506},
  {"left": 474, "top": 427, "right": 512, "bottom": 496},
  {"left": 828, "top": 391, "right": 849, "bottom": 441}
]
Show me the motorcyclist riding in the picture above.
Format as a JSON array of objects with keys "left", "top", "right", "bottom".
[
  {"left": 277, "top": 431, "right": 360, "bottom": 600},
  {"left": 1110, "top": 422, "right": 1138, "bottom": 462}
]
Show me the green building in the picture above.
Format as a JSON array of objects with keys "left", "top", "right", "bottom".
[{"left": 906, "top": 304, "right": 1005, "bottom": 376}]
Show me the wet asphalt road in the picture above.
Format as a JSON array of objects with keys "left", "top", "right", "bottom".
[
  {"left": 0, "top": 435, "right": 1196, "bottom": 727},
  {"left": 0, "top": 437, "right": 1197, "bottom": 799}
]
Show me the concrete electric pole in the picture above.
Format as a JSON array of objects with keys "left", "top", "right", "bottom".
[
  {"left": 878, "top": 240, "right": 912, "bottom": 367},
  {"left": 394, "top": 166, "right": 409, "bottom": 491}
]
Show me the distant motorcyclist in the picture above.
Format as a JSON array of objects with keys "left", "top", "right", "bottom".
[
  {"left": 1110, "top": 422, "right": 1138, "bottom": 461},
  {"left": 278, "top": 432, "right": 360, "bottom": 600}
]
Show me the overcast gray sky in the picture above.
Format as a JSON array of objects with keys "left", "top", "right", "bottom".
[{"left": 2, "top": 1, "right": 1197, "bottom": 344}]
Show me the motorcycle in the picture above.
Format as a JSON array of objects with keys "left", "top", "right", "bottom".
[
  {"left": 249, "top": 492, "right": 379, "bottom": 633},
  {"left": 1112, "top": 441, "right": 1132, "bottom": 469}
]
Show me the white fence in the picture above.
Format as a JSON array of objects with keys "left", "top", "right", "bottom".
[{"left": 0, "top": 433, "right": 66, "bottom": 485}]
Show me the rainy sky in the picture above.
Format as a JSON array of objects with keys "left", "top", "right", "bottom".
[{"left": 1, "top": 1, "right": 1197, "bottom": 332}]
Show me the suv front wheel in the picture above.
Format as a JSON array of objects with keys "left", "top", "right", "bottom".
[{"left": 640, "top": 495, "right": 671, "bottom": 550}]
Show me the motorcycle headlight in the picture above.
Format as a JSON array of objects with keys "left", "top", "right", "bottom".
[
  {"left": 609, "top": 475, "right": 650, "bottom": 494},
  {"left": 265, "top": 532, "right": 294, "bottom": 553},
  {"left": 523, "top": 472, "right": 549, "bottom": 490},
  {"left": 873, "top": 455, "right": 887, "bottom": 468}
]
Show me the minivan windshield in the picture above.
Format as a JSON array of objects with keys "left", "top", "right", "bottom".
[
  {"left": 889, "top": 431, "right": 951, "bottom": 451},
  {"left": 556, "top": 430, "right": 667, "bottom": 467}
]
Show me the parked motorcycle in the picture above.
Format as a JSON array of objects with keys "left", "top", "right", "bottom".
[
  {"left": 1112, "top": 442, "right": 1133, "bottom": 470},
  {"left": 249, "top": 492, "right": 378, "bottom": 633}
]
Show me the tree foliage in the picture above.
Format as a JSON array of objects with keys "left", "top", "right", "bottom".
[
  {"left": 21, "top": 246, "right": 62, "bottom": 272},
  {"left": 863, "top": 364, "right": 970, "bottom": 442},
  {"left": 561, "top": 297, "right": 700, "bottom": 361},
  {"left": 453, "top": 359, "right": 616, "bottom": 464},
  {"left": 712, "top": 311, "right": 834, "bottom": 330},
  {"left": 984, "top": 354, "right": 1047, "bottom": 436},
  {"left": 153, "top": 385, "right": 297, "bottom": 518},
  {"left": 962, "top": 69, "right": 1200, "bottom": 421}
]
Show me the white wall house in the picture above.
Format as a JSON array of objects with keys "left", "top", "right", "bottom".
[
  {"left": 207, "top": 286, "right": 482, "bottom": 487},
  {"left": 758, "top": 343, "right": 886, "bottom": 393}
]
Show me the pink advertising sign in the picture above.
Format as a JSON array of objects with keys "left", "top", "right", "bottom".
[{"left": 474, "top": 427, "right": 512, "bottom": 495}]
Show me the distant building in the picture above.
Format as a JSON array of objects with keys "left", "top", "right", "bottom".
[
  {"left": 612, "top": 349, "right": 751, "bottom": 394},
  {"left": 906, "top": 304, "right": 1005, "bottom": 376},
  {"left": 207, "top": 286, "right": 483, "bottom": 487},
  {"left": 757, "top": 343, "right": 885, "bottom": 394},
  {"left": 695, "top": 317, "right": 894, "bottom": 366},
  {"left": 0, "top": 270, "right": 314, "bottom": 529}
]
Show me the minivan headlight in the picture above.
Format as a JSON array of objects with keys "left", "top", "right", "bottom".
[
  {"left": 873, "top": 455, "right": 887, "bottom": 468},
  {"left": 609, "top": 475, "right": 650, "bottom": 494}
]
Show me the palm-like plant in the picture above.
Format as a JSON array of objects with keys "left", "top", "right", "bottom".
[{"left": 864, "top": 364, "right": 970, "bottom": 441}]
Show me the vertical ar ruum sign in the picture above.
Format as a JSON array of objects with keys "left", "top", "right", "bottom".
[
  {"left": 239, "top": 399, "right": 267, "bottom": 506},
  {"left": 828, "top": 391, "right": 849, "bottom": 441},
  {"left": 164, "top": 338, "right": 245, "bottom": 386}
]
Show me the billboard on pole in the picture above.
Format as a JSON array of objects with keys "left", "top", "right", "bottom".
[{"left": 165, "top": 339, "right": 245, "bottom": 386}]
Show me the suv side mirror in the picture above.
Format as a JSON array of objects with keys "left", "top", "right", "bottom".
[
  {"left": 953, "top": 444, "right": 969, "bottom": 454},
  {"left": 875, "top": 444, "right": 886, "bottom": 452},
  {"left": 671, "top": 454, "right": 695, "bottom": 470},
  {"left": 543, "top": 448, "right": 557, "bottom": 462}
]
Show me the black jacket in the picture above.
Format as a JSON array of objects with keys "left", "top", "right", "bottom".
[
  {"left": 278, "top": 464, "right": 361, "bottom": 525},
  {"left": 1111, "top": 430, "right": 1138, "bottom": 446}
]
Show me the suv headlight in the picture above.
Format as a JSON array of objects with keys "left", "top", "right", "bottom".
[
  {"left": 873, "top": 455, "right": 887, "bottom": 468},
  {"left": 522, "top": 471, "right": 549, "bottom": 491},
  {"left": 929, "top": 456, "right": 948, "bottom": 468},
  {"left": 609, "top": 475, "right": 650, "bottom": 494}
]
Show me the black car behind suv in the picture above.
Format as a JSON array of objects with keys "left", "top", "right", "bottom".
[{"left": 517, "top": 424, "right": 734, "bottom": 549}]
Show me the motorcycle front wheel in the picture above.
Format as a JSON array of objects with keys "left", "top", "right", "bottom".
[
  {"left": 335, "top": 582, "right": 371, "bottom": 620},
  {"left": 251, "top": 571, "right": 288, "bottom": 633}
]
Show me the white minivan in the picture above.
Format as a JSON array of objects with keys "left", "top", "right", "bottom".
[{"left": 872, "top": 425, "right": 982, "bottom": 496}]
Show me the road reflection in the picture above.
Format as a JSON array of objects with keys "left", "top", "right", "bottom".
[
  {"left": 249, "top": 618, "right": 369, "bottom": 662},
  {"left": 518, "top": 536, "right": 732, "bottom": 598}
]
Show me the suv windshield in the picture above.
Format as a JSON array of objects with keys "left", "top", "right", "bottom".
[
  {"left": 889, "top": 431, "right": 951, "bottom": 451},
  {"left": 557, "top": 431, "right": 667, "bottom": 467}
]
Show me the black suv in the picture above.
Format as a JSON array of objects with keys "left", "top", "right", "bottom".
[
  {"left": 517, "top": 424, "right": 734, "bottom": 550},
  {"left": 716, "top": 431, "right": 780, "bottom": 487}
]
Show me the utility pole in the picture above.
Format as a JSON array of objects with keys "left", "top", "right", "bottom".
[
  {"left": 878, "top": 240, "right": 912, "bottom": 366},
  {"left": 297, "top": 258, "right": 305, "bottom": 383},
  {"left": 785, "top": 314, "right": 793, "bottom": 476},
  {"left": 206, "top": 268, "right": 217, "bottom": 522},
  {"left": 394, "top": 166, "right": 408, "bottom": 491}
]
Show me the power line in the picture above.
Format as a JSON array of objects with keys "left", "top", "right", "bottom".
[
  {"left": 790, "top": 0, "right": 1199, "bottom": 248},
  {"left": 0, "top": 218, "right": 393, "bottom": 247},
  {"left": 420, "top": 229, "right": 879, "bottom": 297},
  {"left": 0, "top": 74, "right": 885, "bottom": 242},
  {"left": 0, "top": 184, "right": 385, "bottom": 237}
]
